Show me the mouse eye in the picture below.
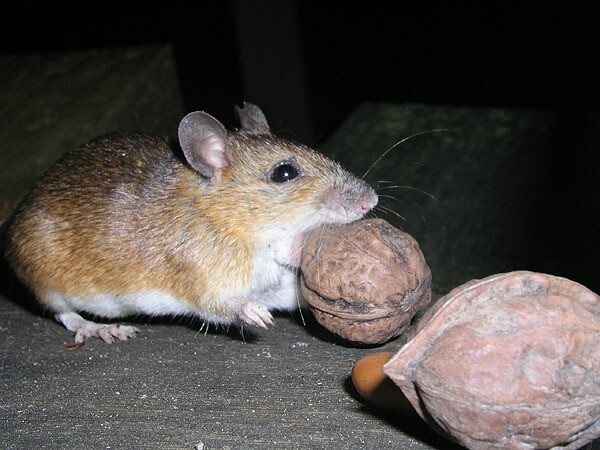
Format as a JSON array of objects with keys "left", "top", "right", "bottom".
[{"left": 270, "top": 160, "right": 301, "bottom": 183}]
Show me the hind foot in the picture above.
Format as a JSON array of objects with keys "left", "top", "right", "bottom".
[{"left": 56, "top": 312, "right": 140, "bottom": 344}]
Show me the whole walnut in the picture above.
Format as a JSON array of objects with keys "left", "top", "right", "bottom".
[
  {"left": 383, "top": 271, "right": 600, "bottom": 449},
  {"left": 300, "top": 218, "right": 431, "bottom": 345}
]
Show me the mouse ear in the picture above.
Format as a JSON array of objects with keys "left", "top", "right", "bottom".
[
  {"left": 234, "top": 102, "right": 271, "bottom": 135},
  {"left": 178, "top": 111, "right": 230, "bottom": 185}
]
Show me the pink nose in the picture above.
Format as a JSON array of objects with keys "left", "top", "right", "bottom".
[{"left": 358, "top": 194, "right": 378, "bottom": 214}]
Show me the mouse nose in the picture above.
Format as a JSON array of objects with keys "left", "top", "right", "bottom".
[{"left": 358, "top": 192, "right": 378, "bottom": 215}]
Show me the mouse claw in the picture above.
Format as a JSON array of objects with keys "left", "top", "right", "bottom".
[
  {"left": 240, "top": 300, "right": 274, "bottom": 329},
  {"left": 96, "top": 324, "right": 140, "bottom": 344}
]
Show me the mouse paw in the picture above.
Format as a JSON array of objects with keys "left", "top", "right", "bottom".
[
  {"left": 239, "top": 300, "right": 274, "bottom": 329},
  {"left": 57, "top": 312, "right": 140, "bottom": 344}
]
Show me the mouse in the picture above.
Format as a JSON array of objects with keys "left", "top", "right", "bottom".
[{"left": 4, "top": 102, "right": 378, "bottom": 343}]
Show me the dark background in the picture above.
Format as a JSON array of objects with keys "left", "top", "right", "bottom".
[
  {"left": 2, "top": 2, "right": 599, "bottom": 292},
  {"left": 3, "top": 2, "right": 598, "bottom": 144}
]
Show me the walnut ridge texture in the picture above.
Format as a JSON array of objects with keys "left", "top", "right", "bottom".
[{"left": 300, "top": 218, "right": 432, "bottom": 344}]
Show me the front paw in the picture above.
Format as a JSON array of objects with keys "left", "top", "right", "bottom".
[{"left": 239, "top": 300, "right": 274, "bottom": 329}]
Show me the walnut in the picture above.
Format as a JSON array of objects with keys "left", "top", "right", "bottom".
[
  {"left": 300, "top": 218, "right": 431, "bottom": 345},
  {"left": 383, "top": 271, "right": 600, "bottom": 449}
]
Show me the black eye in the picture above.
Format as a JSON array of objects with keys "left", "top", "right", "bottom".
[{"left": 270, "top": 161, "right": 300, "bottom": 183}]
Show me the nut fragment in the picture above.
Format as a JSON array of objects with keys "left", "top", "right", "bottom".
[
  {"left": 352, "top": 352, "right": 415, "bottom": 413},
  {"left": 301, "top": 218, "right": 431, "bottom": 344},
  {"left": 383, "top": 271, "right": 600, "bottom": 449}
]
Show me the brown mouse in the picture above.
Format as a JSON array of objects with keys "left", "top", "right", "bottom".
[{"left": 4, "top": 103, "right": 378, "bottom": 343}]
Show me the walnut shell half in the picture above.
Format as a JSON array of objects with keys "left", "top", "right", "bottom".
[
  {"left": 300, "top": 218, "right": 432, "bottom": 344},
  {"left": 383, "top": 271, "right": 600, "bottom": 449}
]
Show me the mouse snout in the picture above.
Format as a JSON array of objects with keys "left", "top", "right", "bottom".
[
  {"left": 352, "top": 178, "right": 378, "bottom": 216},
  {"left": 321, "top": 179, "right": 378, "bottom": 222},
  {"left": 358, "top": 190, "right": 378, "bottom": 215}
]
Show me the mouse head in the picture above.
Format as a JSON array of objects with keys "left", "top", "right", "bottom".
[{"left": 178, "top": 103, "right": 377, "bottom": 236}]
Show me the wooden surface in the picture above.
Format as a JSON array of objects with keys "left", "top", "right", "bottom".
[{"left": 0, "top": 288, "right": 448, "bottom": 449}]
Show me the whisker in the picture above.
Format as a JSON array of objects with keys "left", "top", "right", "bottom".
[
  {"left": 284, "top": 209, "right": 333, "bottom": 326},
  {"left": 375, "top": 205, "right": 407, "bottom": 222},
  {"left": 362, "top": 129, "right": 447, "bottom": 179},
  {"left": 194, "top": 321, "right": 207, "bottom": 338},
  {"left": 315, "top": 224, "right": 330, "bottom": 289},
  {"left": 314, "top": 221, "right": 337, "bottom": 293},
  {"left": 376, "top": 184, "right": 439, "bottom": 202},
  {"left": 293, "top": 265, "right": 307, "bottom": 327},
  {"left": 372, "top": 180, "right": 401, "bottom": 186},
  {"left": 377, "top": 194, "right": 402, "bottom": 202},
  {"left": 378, "top": 197, "right": 430, "bottom": 226},
  {"left": 367, "top": 160, "right": 426, "bottom": 176},
  {"left": 239, "top": 323, "right": 246, "bottom": 343},
  {"left": 378, "top": 192, "right": 424, "bottom": 213}
]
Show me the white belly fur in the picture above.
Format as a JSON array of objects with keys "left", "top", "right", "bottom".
[
  {"left": 47, "top": 290, "right": 198, "bottom": 319},
  {"left": 250, "top": 265, "right": 301, "bottom": 311},
  {"left": 46, "top": 266, "right": 301, "bottom": 324}
]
